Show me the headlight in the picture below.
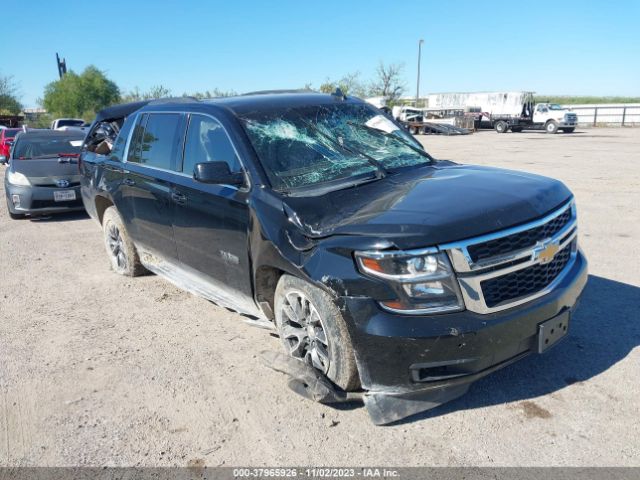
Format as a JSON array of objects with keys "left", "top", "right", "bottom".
[
  {"left": 7, "top": 170, "right": 31, "bottom": 186},
  {"left": 355, "top": 249, "right": 464, "bottom": 314}
]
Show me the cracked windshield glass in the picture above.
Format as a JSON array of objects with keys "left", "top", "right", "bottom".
[{"left": 240, "top": 103, "right": 431, "bottom": 191}]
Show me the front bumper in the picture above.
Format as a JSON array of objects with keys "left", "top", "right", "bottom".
[
  {"left": 337, "top": 250, "right": 588, "bottom": 423},
  {"left": 5, "top": 183, "right": 84, "bottom": 215}
]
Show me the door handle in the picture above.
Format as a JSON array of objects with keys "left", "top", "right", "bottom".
[
  {"left": 123, "top": 178, "right": 136, "bottom": 186},
  {"left": 171, "top": 192, "right": 187, "bottom": 204}
]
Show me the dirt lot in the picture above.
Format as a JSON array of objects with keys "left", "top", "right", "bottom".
[{"left": 1, "top": 128, "right": 639, "bottom": 467}]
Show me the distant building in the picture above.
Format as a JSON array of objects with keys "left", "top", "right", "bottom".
[{"left": 22, "top": 108, "right": 47, "bottom": 122}]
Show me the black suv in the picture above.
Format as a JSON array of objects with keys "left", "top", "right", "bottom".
[{"left": 79, "top": 92, "right": 587, "bottom": 424}]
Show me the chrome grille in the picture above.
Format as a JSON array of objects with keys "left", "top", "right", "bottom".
[
  {"left": 481, "top": 242, "right": 573, "bottom": 308},
  {"left": 441, "top": 201, "right": 578, "bottom": 314},
  {"left": 467, "top": 208, "right": 571, "bottom": 263}
]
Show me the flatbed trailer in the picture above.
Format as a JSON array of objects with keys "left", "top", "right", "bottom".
[{"left": 401, "top": 120, "right": 472, "bottom": 136}]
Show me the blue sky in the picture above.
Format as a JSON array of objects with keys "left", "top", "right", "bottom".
[{"left": 5, "top": 0, "right": 639, "bottom": 108}]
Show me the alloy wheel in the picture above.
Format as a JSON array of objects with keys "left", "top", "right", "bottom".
[
  {"left": 278, "top": 290, "right": 331, "bottom": 373},
  {"left": 106, "top": 223, "right": 128, "bottom": 271}
]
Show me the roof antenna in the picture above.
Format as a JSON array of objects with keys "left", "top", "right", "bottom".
[{"left": 332, "top": 87, "right": 347, "bottom": 100}]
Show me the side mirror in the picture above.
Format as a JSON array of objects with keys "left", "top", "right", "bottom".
[{"left": 193, "top": 161, "right": 244, "bottom": 186}]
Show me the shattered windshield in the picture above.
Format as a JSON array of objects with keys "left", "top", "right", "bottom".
[{"left": 240, "top": 103, "right": 431, "bottom": 191}]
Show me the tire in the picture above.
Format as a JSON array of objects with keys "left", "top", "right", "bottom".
[
  {"left": 545, "top": 121, "right": 559, "bottom": 134},
  {"left": 102, "top": 206, "right": 147, "bottom": 277},
  {"left": 410, "top": 126, "right": 419, "bottom": 135},
  {"left": 495, "top": 121, "right": 508, "bottom": 133},
  {"left": 562, "top": 128, "right": 575, "bottom": 133},
  {"left": 511, "top": 126, "right": 523, "bottom": 133},
  {"left": 274, "top": 274, "right": 359, "bottom": 391}
]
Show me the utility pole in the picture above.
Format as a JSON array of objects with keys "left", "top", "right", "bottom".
[{"left": 416, "top": 39, "right": 424, "bottom": 107}]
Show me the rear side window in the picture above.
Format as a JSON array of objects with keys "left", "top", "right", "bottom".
[
  {"left": 182, "top": 114, "right": 241, "bottom": 176},
  {"left": 128, "top": 113, "right": 183, "bottom": 170}
]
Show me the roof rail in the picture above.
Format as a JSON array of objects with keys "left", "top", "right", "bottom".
[
  {"left": 148, "top": 96, "right": 200, "bottom": 104},
  {"left": 241, "top": 89, "right": 315, "bottom": 96}
]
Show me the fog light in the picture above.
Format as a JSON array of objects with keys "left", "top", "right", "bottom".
[{"left": 11, "top": 194, "right": 20, "bottom": 207}]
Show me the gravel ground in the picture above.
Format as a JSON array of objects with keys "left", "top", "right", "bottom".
[{"left": 0, "top": 127, "right": 638, "bottom": 467}]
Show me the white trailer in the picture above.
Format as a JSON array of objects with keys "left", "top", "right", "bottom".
[{"left": 428, "top": 91, "right": 578, "bottom": 133}]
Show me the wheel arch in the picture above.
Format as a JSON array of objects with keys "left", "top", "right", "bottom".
[
  {"left": 253, "top": 262, "right": 347, "bottom": 321},
  {"left": 95, "top": 194, "right": 115, "bottom": 225},
  {"left": 254, "top": 265, "right": 286, "bottom": 320}
]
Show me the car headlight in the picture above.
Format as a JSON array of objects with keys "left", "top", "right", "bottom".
[
  {"left": 7, "top": 170, "right": 31, "bottom": 186},
  {"left": 355, "top": 248, "right": 464, "bottom": 314}
]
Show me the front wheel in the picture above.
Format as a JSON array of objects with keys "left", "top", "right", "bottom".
[
  {"left": 545, "top": 121, "right": 559, "bottom": 134},
  {"left": 562, "top": 128, "right": 575, "bottom": 133},
  {"left": 102, "top": 206, "right": 147, "bottom": 276},
  {"left": 495, "top": 121, "right": 509, "bottom": 133},
  {"left": 274, "top": 275, "right": 359, "bottom": 391}
]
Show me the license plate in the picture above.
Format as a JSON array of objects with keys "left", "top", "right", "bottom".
[
  {"left": 53, "top": 190, "right": 76, "bottom": 202},
  {"left": 537, "top": 311, "right": 570, "bottom": 353}
]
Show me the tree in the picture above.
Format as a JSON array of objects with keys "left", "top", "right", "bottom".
[
  {"left": 42, "top": 66, "right": 119, "bottom": 119},
  {"left": 121, "top": 85, "right": 173, "bottom": 102},
  {"left": 182, "top": 88, "right": 237, "bottom": 99},
  {"left": 370, "top": 62, "right": 405, "bottom": 102},
  {"left": 0, "top": 73, "right": 22, "bottom": 115},
  {"left": 319, "top": 72, "right": 369, "bottom": 98}
]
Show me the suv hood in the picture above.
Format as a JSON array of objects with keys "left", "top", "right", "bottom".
[{"left": 283, "top": 163, "right": 572, "bottom": 249}]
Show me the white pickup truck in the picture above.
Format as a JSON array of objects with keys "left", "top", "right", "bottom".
[
  {"left": 50, "top": 118, "right": 89, "bottom": 133},
  {"left": 492, "top": 103, "right": 579, "bottom": 134}
]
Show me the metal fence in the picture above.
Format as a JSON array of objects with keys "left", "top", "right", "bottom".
[{"left": 564, "top": 104, "right": 640, "bottom": 126}]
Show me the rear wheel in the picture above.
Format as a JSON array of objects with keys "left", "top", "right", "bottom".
[
  {"left": 495, "top": 121, "right": 509, "bottom": 133},
  {"left": 274, "top": 275, "right": 359, "bottom": 391},
  {"left": 511, "top": 126, "right": 523, "bottom": 133},
  {"left": 562, "top": 128, "right": 575, "bottom": 133},
  {"left": 102, "top": 206, "right": 147, "bottom": 277},
  {"left": 545, "top": 121, "right": 559, "bottom": 134}
]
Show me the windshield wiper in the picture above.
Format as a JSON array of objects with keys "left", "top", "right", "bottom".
[
  {"left": 346, "top": 121, "right": 433, "bottom": 160},
  {"left": 277, "top": 173, "right": 384, "bottom": 197},
  {"left": 299, "top": 119, "right": 388, "bottom": 178}
]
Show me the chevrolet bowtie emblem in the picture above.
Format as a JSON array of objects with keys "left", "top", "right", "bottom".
[{"left": 534, "top": 240, "right": 560, "bottom": 264}]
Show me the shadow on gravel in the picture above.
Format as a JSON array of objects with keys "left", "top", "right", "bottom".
[
  {"left": 29, "top": 211, "right": 89, "bottom": 223},
  {"left": 395, "top": 275, "right": 640, "bottom": 424}
]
